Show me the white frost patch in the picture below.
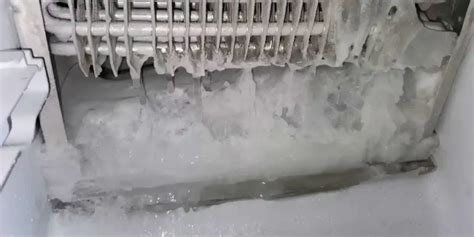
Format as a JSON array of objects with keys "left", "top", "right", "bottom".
[
  {"left": 36, "top": 144, "right": 82, "bottom": 200},
  {"left": 38, "top": 64, "right": 441, "bottom": 201}
]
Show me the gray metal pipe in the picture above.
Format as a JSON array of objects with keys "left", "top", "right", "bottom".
[
  {"left": 51, "top": 41, "right": 180, "bottom": 56},
  {"left": 47, "top": 0, "right": 326, "bottom": 77},
  {"left": 51, "top": 39, "right": 282, "bottom": 59},
  {"left": 74, "top": 22, "right": 325, "bottom": 38},
  {"left": 51, "top": 40, "right": 230, "bottom": 56},
  {"left": 46, "top": 3, "right": 219, "bottom": 22},
  {"left": 116, "top": 0, "right": 313, "bottom": 8}
]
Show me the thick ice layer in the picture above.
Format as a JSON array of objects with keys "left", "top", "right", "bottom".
[{"left": 39, "top": 64, "right": 441, "bottom": 200}]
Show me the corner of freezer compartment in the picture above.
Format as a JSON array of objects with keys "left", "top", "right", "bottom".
[
  {"left": 0, "top": 48, "right": 49, "bottom": 188},
  {"left": 0, "top": 49, "right": 50, "bottom": 236},
  {"left": 0, "top": 49, "right": 49, "bottom": 146}
]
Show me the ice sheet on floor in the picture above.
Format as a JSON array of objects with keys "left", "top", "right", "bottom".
[{"left": 38, "top": 64, "right": 441, "bottom": 201}]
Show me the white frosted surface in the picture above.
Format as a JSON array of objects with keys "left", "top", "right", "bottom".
[
  {"left": 0, "top": 0, "right": 19, "bottom": 50},
  {"left": 39, "top": 64, "right": 440, "bottom": 201},
  {"left": 47, "top": 53, "right": 472, "bottom": 236},
  {"left": 40, "top": 57, "right": 472, "bottom": 235},
  {"left": 45, "top": 174, "right": 455, "bottom": 236},
  {"left": 0, "top": 146, "right": 50, "bottom": 236}
]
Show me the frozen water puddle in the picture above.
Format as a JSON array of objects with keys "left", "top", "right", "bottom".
[{"left": 37, "top": 63, "right": 441, "bottom": 234}]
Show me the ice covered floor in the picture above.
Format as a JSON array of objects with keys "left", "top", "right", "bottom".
[
  {"left": 45, "top": 170, "right": 468, "bottom": 236},
  {"left": 36, "top": 60, "right": 469, "bottom": 236},
  {"left": 42, "top": 64, "right": 440, "bottom": 201}
]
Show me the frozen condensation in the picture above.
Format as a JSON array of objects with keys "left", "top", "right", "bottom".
[{"left": 38, "top": 63, "right": 440, "bottom": 202}]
